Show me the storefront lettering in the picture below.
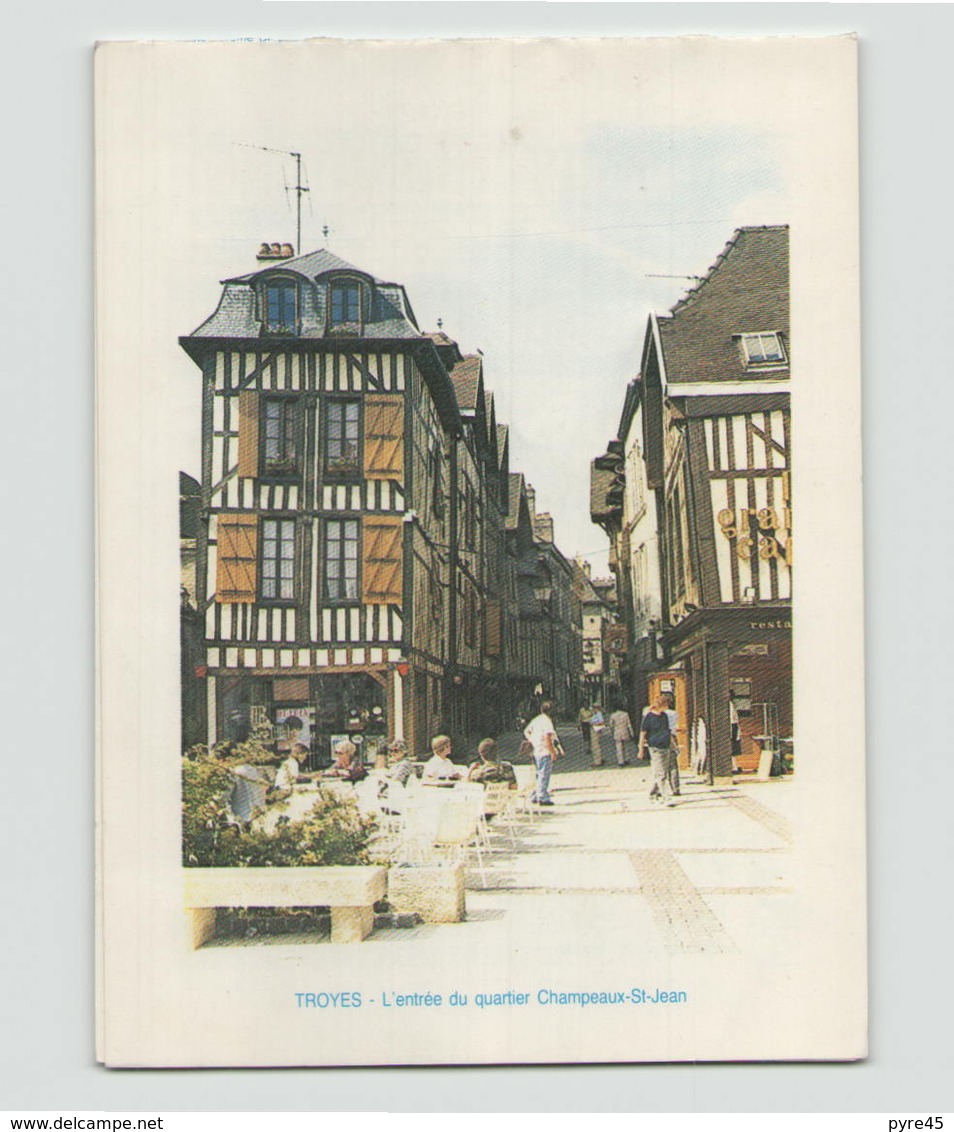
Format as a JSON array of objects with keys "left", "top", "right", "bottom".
[
  {"left": 748, "top": 619, "right": 792, "bottom": 630},
  {"left": 716, "top": 507, "right": 793, "bottom": 566}
]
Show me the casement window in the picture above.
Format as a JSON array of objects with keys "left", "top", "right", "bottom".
[
  {"left": 262, "top": 397, "right": 299, "bottom": 477},
  {"left": 324, "top": 518, "right": 360, "bottom": 603},
  {"left": 362, "top": 516, "right": 403, "bottom": 605},
  {"left": 261, "top": 518, "right": 296, "bottom": 602},
  {"left": 325, "top": 400, "right": 360, "bottom": 476},
  {"left": 215, "top": 514, "right": 258, "bottom": 603},
  {"left": 739, "top": 332, "right": 786, "bottom": 367},
  {"left": 265, "top": 282, "right": 297, "bottom": 334},
  {"left": 331, "top": 282, "right": 361, "bottom": 324}
]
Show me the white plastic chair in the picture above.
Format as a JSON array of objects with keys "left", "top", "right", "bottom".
[
  {"left": 512, "top": 764, "right": 539, "bottom": 823},
  {"left": 482, "top": 782, "right": 519, "bottom": 844},
  {"left": 431, "top": 798, "right": 487, "bottom": 887},
  {"left": 453, "top": 781, "right": 492, "bottom": 849}
]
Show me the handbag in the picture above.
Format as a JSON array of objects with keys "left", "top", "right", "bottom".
[{"left": 518, "top": 738, "right": 534, "bottom": 759}]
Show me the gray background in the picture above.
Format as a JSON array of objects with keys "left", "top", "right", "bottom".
[{"left": 3, "top": 1, "right": 950, "bottom": 1113}]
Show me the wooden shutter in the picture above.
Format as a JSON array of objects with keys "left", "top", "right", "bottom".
[
  {"left": 363, "top": 394, "right": 404, "bottom": 481},
  {"left": 362, "top": 516, "right": 403, "bottom": 605},
  {"left": 216, "top": 514, "right": 258, "bottom": 603},
  {"left": 485, "top": 599, "right": 502, "bottom": 656},
  {"left": 237, "top": 390, "right": 260, "bottom": 478}
]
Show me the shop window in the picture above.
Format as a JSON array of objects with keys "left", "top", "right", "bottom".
[
  {"left": 325, "top": 400, "right": 360, "bottom": 476},
  {"left": 262, "top": 397, "right": 299, "bottom": 477},
  {"left": 324, "top": 518, "right": 360, "bottom": 602},
  {"left": 730, "top": 678, "right": 753, "bottom": 714},
  {"left": 261, "top": 518, "right": 296, "bottom": 602}
]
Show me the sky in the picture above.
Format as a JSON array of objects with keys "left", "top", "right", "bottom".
[{"left": 106, "top": 38, "right": 794, "bottom": 574}]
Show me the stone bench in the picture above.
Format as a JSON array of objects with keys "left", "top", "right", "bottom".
[{"left": 184, "top": 866, "right": 388, "bottom": 948}]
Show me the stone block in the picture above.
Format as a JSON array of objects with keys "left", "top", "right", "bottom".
[
  {"left": 388, "top": 864, "right": 466, "bottom": 923},
  {"left": 330, "top": 905, "right": 375, "bottom": 943},
  {"left": 187, "top": 907, "right": 217, "bottom": 950}
]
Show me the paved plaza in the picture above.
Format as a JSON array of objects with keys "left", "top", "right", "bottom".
[{"left": 214, "top": 724, "right": 796, "bottom": 964}]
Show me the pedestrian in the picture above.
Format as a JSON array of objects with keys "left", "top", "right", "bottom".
[
  {"left": 589, "top": 704, "right": 606, "bottom": 766},
  {"left": 578, "top": 704, "right": 593, "bottom": 747},
  {"left": 524, "top": 699, "right": 560, "bottom": 806},
  {"left": 608, "top": 703, "right": 635, "bottom": 766},
  {"left": 639, "top": 695, "right": 677, "bottom": 806}
]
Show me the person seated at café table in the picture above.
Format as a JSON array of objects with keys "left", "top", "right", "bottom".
[
  {"left": 467, "top": 738, "right": 517, "bottom": 788},
  {"left": 421, "top": 734, "right": 466, "bottom": 784},
  {"left": 272, "top": 741, "right": 309, "bottom": 796},
  {"left": 384, "top": 739, "right": 417, "bottom": 787},
  {"left": 322, "top": 738, "right": 367, "bottom": 783}
]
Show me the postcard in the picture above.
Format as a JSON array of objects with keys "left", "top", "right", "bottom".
[{"left": 95, "top": 35, "right": 865, "bottom": 1066}]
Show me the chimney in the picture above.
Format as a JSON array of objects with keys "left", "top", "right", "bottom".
[
  {"left": 534, "top": 512, "right": 554, "bottom": 544},
  {"left": 256, "top": 241, "right": 295, "bottom": 262},
  {"left": 526, "top": 485, "right": 537, "bottom": 520}
]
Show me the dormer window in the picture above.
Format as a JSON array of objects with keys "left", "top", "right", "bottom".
[
  {"left": 328, "top": 279, "right": 364, "bottom": 335},
  {"left": 739, "top": 332, "right": 786, "bottom": 367},
  {"left": 264, "top": 281, "right": 297, "bottom": 334}
]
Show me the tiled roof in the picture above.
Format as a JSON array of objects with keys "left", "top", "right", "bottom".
[
  {"left": 448, "top": 354, "right": 482, "bottom": 412},
  {"left": 657, "top": 226, "right": 789, "bottom": 385}
]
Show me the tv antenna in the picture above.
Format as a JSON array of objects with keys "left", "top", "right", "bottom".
[{"left": 237, "top": 143, "right": 311, "bottom": 255}]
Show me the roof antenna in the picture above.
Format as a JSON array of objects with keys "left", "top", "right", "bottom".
[{"left": 237, "top": 143, "right": 310, "bottom": 255}]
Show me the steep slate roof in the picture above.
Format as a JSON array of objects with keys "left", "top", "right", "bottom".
[
  {"left": 496, "top": 423, "right": 509, "bottom": 465},
  {"left": 447, "top": 355, "right": 483, "bottom": 413},
  {"left": 506, "top": 472, "right": 526, "bottom": 531},
  {"left": 225, "top": 248, "right": 389, "bottom": 285},
  {"left": 188, "top": 246, "right": 421, "bottom": 341},
  {"left": 656, "top": 225, "right": 789, "bottom": 385}
]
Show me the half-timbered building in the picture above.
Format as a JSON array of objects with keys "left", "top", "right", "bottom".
[
  {"left": 180, "top": 245, "right": 461, "bottom": 762},
  {"left": 594, "top": 225, "right": 791, "bottom": 781}
]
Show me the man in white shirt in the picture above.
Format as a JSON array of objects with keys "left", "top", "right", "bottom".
[
  {"left": 524, "top": 700, "right": 559, "bottom": 805},
  {"left": 422, "top": 734, "right": 465, "bottom": 784}
]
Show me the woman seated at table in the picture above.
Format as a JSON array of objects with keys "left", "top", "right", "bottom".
[
  {"left": 467, "top": 738, "right": 517, "bottom": 788},
  {"left": 421, "top": 734, "right": 466, "bottom": 784},
  {"left": 384, "top": 739, "right": 417, "bottom": 787},
  {"left": 322, "top": 739, "right": 367, "bottom": 783}
]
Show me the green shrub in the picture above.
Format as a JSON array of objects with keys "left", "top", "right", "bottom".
[
  {"left": 212, "top": 790, "right": 376, "bottom": 868},
  {"left": 182, "top": 751, "right": 376, "bottom": 868}
]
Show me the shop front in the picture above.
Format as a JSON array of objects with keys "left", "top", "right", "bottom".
[
  {"left": 661, "top": 606, "right": 792, "bottom": 783},
  {"left": 213, "top": 668, "right": 392, "bottom": 770}
]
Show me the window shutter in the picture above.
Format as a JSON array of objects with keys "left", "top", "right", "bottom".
[
  {"left": 216, "top": 514, "right": 258, "bottom": 603},
  {"left": 362, "top": 516, "right": 403, "bottom": 605},
  {"left": 237, "top": 391, "right": 260, "bottom": 478},
  {"left": 363, "top": 395, "right": 404, "bottom": 481},
  {"left": 486, "top": 599, "right": 502, "bottom": 656}
]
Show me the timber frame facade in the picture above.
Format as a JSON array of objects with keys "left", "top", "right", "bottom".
[
  {"left": 180, "top": 245, "right": 582, "bottom": 762},
  {"left": 593, "top": 226, "right": 792, "bottom": 782}
]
